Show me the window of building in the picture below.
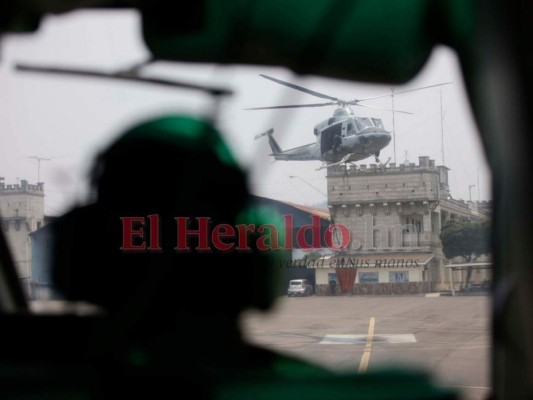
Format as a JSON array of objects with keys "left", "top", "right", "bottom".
[
  {"left": 404, "top": 217, "right": 422, "bottom": 233},
  {"left": 389, "top": 271, "right": 409, "bottom": 282},
  {"left": 359, "top": 272, "right": 379, "bottom": 283}
]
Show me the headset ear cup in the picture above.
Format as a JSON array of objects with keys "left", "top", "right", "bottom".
[{"left": 51, "top": 204, "right": 106, "bottom": 304}]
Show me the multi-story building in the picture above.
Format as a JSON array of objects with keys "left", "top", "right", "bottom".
[
  {"left": 0, "top": 178, "right": 45, "bottom": 295},
  {"left": 315, "top": 156, "right": 491, "bottom": 295}
]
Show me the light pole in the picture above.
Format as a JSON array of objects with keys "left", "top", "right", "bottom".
[
  {"left": 469, "top": 184, "right": 476, "bottom": 202},
  {"left": 289, "top": 175, "right": 326, "bottom": 197}
]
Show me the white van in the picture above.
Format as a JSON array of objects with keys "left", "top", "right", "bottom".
[{"left": 287, "top": 279, "right": 313, "bottom": 297}]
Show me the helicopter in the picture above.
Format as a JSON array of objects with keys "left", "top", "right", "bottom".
[{"left": 249, "top": 74, "right": 450, "bottom": 170}]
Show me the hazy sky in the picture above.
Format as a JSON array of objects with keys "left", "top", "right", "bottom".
[{"left": 0, "top": 10, "right": 491, "bottom": 216}]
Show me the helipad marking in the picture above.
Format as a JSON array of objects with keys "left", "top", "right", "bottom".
[{"left": 320, "top": 334, "right": 416, "bottom": 344}]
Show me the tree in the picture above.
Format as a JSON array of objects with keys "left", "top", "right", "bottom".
[{"left": 440, "top": 218, "right": 491, "bottom": 286}]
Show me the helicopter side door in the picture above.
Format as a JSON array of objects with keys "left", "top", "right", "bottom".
[{"left": 320, "top": 122, "right": 343, "bottom": 158}]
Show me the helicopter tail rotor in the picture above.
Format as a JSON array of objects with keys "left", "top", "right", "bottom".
[
  {"left": 254, "top": 128, "right": 283, "bottom": 155},
  {"left": 254, "top": 128, "right": 274, "bottom": 141}
]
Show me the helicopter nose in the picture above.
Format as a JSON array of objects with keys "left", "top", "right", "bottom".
[{"left": 377, "top": 132, "right": 391, "bottom": 147}]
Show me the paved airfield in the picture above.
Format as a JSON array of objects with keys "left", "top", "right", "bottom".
[{"left": 240, "top": 296, "right": 490, "bottom": 400}]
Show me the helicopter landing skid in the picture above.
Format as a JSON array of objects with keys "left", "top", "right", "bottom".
[{"left": 315, "top": 153, "right": 355, "bottom": 171}]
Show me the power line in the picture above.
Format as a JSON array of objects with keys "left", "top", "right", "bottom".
[{"left": 289, "top": 175, "right": 326, "bottom": 196}]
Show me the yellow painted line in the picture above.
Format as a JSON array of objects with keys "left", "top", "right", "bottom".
[{"left": 358, "top": 317, "right": 375, "bottom": 373}]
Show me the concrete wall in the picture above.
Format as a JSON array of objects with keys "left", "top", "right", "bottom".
[{"left": 315, "top": 282, "right": 431, "bottom": 296}]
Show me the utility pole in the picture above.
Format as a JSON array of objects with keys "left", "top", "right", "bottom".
[
  {"left": 28, "top": 156, "right": 51, "bottom": 183},
  {"left": 477, "top": 168, "right": 481, "bottom": 201},
  {"left": 469, "top": 184, "right": 476, "bottom": 202},
  {"left": 440, "top": 89, "right": 445, "bottom": 166},
  {"left": 391, "top": 87, "right": 396, "bottom": 164}
]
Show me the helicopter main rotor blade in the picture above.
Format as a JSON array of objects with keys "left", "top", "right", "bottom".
[
  {"left": 352, "top": 103, "right": 413, "bottom": 115},
  {"left": 15, "top": 64, "right": 233, "bottom": 96},
  {"left": 259, "top": 74, "right": 339, "bottom": 102},
  {"left": 351, "top": 82, "right": 454, "bottom": 103},
  {"left": 244, "top": 102, "right": 337, "bottom": 110}
]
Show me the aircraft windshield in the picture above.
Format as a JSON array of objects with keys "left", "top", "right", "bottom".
[
  {"left": 371, "top": 118, "right": 384, "bottom": 129},
  {"left": 355, "top": 117, "right": 375, "bottom": 130}
]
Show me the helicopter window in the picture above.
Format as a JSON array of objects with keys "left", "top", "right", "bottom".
[
  {"left": 371, "top": 118, "right": 384, "bottom": 129},
  {"left": 347, "top": 123, "right": 353, "bottom": 132},
  {"left": 354, "top": 117, "right": 374, "bottom": 130}
]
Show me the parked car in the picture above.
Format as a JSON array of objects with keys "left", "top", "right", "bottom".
[{"left": 287, "top": 279, "right": 313, "bottom": 297}]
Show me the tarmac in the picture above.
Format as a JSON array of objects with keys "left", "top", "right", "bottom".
[{"left": 241, "top": 295, "right": 490, "bottom": 400}]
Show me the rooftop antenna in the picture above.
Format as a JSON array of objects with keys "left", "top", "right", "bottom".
[
  {"left": 403, "top": 151, "right": 410, "bottom": 166},
  {"left": 385, "top": 82, "right": 452, "bottom": 164},
  {"left": 28, "top": 156, "right": 51, "bottom": 183}
]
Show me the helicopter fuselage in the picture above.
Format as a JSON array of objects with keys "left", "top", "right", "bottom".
[{"left": 262, "top": 107, "right": 391, "bottom": 164}]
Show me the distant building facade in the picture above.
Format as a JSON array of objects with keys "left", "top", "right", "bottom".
[
  {"left": 318, "top": 156, "right": 491, "bottom": 294},
  {"left": 252, "top": 196, "right": 331, "bottom": 291},
  {"left": 29, "top": 222, "right": 57, "bottom": 300},
  {"left": 0, "top": 178, "right": 45, "bottom": 296}
]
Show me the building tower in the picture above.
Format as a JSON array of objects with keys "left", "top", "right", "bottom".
[
  {"left": 0, "top": 178, "right": 45, "bottom": 296},
  {"left": 319, "top": 156, "right": 489, "bottom": 294}
]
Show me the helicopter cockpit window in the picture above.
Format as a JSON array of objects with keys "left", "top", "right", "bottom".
[
  {"left": 355, "top": 117, "right": 374, "bottom": 130},
  {"left": 371, "top": 118, "right": 384, "bottom": 129}
]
